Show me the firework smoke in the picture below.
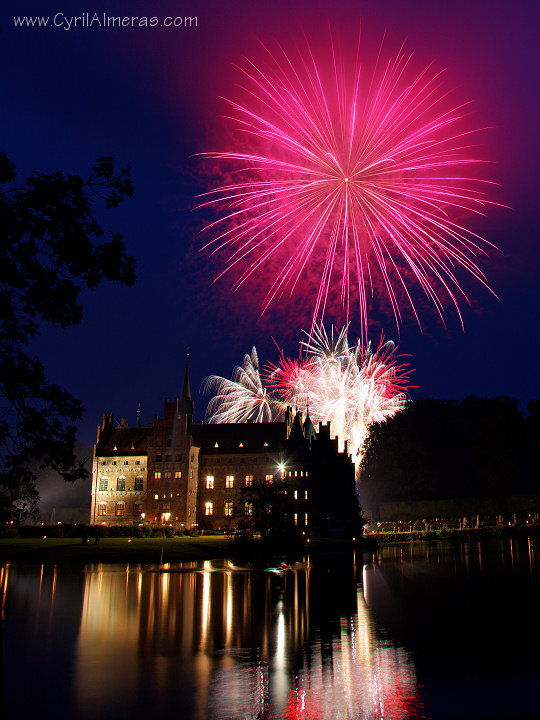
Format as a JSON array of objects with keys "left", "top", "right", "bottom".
[{"left": 198, "top": 38, "right": 500, "bottom": 336}]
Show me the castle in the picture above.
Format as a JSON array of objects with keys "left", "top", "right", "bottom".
[{"left": 90, "top": 362, "right": 358, "bottom": 533}]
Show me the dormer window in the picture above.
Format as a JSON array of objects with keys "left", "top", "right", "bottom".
[
  {"left": 263, "top": 442, "right": 268, "bottom": 447},
  {"left": 214, "top": 442, "right": 219, "bottom": 448},
  {"left": 239, "top": 442, "right": 243, "bottom": 447},
  {"left": 113, "top": 445, "right": 118, "bottom": 451}
]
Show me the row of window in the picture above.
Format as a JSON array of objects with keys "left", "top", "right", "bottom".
[
  {"left": 154, "top": 454, "right": 182, "bottom": 462},
  {"left": 203, "top": 502, "right": 309, "bottom": 525},
  {"left": 153, "top": 471, "right": 182, "bottom": 480},
  {"left": 205, "top": 474, "right": 265, "bottom": 489},
  {"left": 101, "top": 460, "right": 143, "bottom": 466},
  {"left": 205, "top": 501, "right": 235, "bottom": 516},
  {"left": 206, "top": 457, "right": 271, "bottom": 464},
  {"left": 98, "top": 502, "right": 142, "bottom": 516},
  {"left": 99, "top": 477, "right": 144, "bottom": 492}
]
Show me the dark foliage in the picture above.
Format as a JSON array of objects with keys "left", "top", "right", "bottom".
[
  {"left": 360, "top": 396, "right": 539, "bottom": 517},
  {"left": 233, "top": 477, "right": 292, "bottom": 540},
  {"left": 0, "top": 154, "right": 136, "bottom": 522}
]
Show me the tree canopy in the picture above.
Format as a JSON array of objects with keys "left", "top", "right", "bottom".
[
  {"left": 0, "top": 154, "right": 136, "bottom": 522},
  {"left": 360, "top": 396, "right": 539, "bottom": 518}
]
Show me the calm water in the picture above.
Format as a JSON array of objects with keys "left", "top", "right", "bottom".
[{"left": 3, "top": 538, "right": 540, "bottom": 719}]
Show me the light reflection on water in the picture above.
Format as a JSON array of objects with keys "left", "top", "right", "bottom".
[
  {"left": 74, "top": 558, "right": 419, "bottom": 719},
  {"left": 3, "top": 555, "right": 421, "bottom": 720},
  {"left": 5, "top": 537, "right": 540, "bottom": 719}
]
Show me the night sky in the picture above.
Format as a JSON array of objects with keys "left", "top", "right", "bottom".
[{"left": 3, "top": 0, "right": 540, "bottom": 448}]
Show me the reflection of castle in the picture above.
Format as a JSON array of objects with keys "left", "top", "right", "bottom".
[
  {"left": 75, "top": 561, "right": 422, "bottom": 719},
  {"left": 90, "top": 361, "right": 357, "bottom": 532}
]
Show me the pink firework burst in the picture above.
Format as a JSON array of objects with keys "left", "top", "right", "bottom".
[
  {"left": 266, "top": 325, "right": 413, "bottom": 467},
  {"left": 198, "top": 36, "right": 502, "bottom": 336}
]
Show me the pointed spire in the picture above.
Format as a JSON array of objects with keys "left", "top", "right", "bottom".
[
  {"left": 303, "top": 406, "right": 317, "bottom": 442},
  {"left": 182, "top": 347, "right": 191, "bottom": 403},
  {"left": 180, "top": 347, "right": 194, "bottom": 420}
]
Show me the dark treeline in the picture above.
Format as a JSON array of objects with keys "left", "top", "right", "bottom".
[{"left": 360, "top": 397, "right": 540, "bottom": 516}]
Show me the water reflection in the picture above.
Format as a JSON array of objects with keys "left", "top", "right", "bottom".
[
  {"left": 5, "top": 538, "right": 540, "bottom": 719},
  {"left": 70, "top": 559, "right": 421, "bottom": 719}
]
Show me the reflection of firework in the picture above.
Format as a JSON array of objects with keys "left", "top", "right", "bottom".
[
  {"left": 204, "top": 326, "right": 411, "bottom": 466},
  {"left": 203, "top": 347, "right": 280, "bottom": 423},
  {"left": 198, "top": 38, "right": 500, "bottom": 334}
]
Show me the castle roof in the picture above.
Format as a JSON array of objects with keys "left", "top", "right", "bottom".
[
  {"left": 192, "top": 421, "right": 286, "bottom": 455},
  {"left": 96, "top": 426, "right": 152, "bottom": 456}
]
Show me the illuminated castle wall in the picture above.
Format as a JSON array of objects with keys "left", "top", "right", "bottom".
[{"left": 90, "top": 362, "right": 357, "bottom": 531}]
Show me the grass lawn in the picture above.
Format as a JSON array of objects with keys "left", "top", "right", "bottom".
[{"left": 0, "top": 535, "right": 233, "bottom": 564}]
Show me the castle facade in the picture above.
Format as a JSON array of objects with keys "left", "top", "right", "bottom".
[{"left": 90, "top": 364, "right": 358, "bottom": 534}]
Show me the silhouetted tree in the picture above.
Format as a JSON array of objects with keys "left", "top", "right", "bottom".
[
  {"left": 234, "top": 477, "right": 291, "bottom": 540},
  {"left": 360, "top": 396, "right": 533, "bottom": 518},
  {"left": 0, "top": 154, "right": 136, "bottom": 522}
]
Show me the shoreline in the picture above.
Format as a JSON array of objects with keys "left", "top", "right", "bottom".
[{"left": 0, "top": 525, "right": 537, "bottom": 565}]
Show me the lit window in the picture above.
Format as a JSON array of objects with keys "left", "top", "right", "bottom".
[
  {"left": 225, "top": 475, "right": 234, "bottom": 489},
  {"left": 135, "top": 476, "right": 144, "bottom": 491},
  {"left": 164, "top": 471, "right": 171, "bottom": 479},
  {"left": 205, "top": 502, "right": 213, "bottom": 516},
  {"left": 265, "top": 474, "right": 273, "bottom": 483},
  {"left": 294, "top": 513, "right": 298, "bottom": 526},
  {"left": 117, "top": 476, "right": 126, "bottom": 492},
  {"left": 294, "top": 490, "right": 298, "bottom": 500},
  {"left": 245, "top": 475, "right": 253, "bottom": 487},
  {"left": 98, "top": 503, "right": 107, "bottom": 516},
  {"left": 134, "top": 503, "right": 143, "bottom": 516},
  {"left": 214, "top": 442, "right": 219, "bottom": 448},
  {"left": 206, "top": 475, "right": 214, "bottom": 489},
  {"left": 225, "top": 501, "right": 233, "bottom": 516},
  {"left": 115, "top": 503, "right": 124, "bottom": 517},
  {"left": 263, "top": 442, "right": 268, "bottom": 447},
  {"left": 174, "top": 471, "right": 182, "bottom": 479},
  {"left": 300, "top": 471, "right": 303, "bottom": 477},
  {"left": 99, "top": 477, "right": 108, "bottom": 492},
  {"left": 239, "top": 442, "right": 243, "bottom": 447},
  {"left": 305, "top": 513, "right": 309, "bottom": 526},
  {"left": 245, "top": 502, "right": 253, "bottom": 515},
  {"left": 154, "top": 494, "right": 159, "bottom": 500},
  {"left": 295, "top": 471, "right": 298, "bottom": 477},
  {"left": 154, "top": 471, "right": 161, "bottom": 479},
  {"left": 305, "top": 490, "right": 308, "bottom": 500}
]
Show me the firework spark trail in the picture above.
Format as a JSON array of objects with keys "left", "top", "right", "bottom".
[
  {"left": 198, "top": 38, "right": 501, "bottom": 336},
  {"left": 268, "top": 325, "right": 411, "bottom": 466},
  {"left": 203, "top": 347, "right": 280, "bottom": 423},
  {"left": 204, "top": 327, "right": 411, "bottom": 468}
]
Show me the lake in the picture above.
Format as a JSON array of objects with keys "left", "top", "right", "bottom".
[{"left": 3, "top": 537, "right": 540, "bottom": 719}]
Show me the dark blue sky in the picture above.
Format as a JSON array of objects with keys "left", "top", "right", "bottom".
[{"left": 3, "top": 0, "right": 539, "bottom": 447}]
